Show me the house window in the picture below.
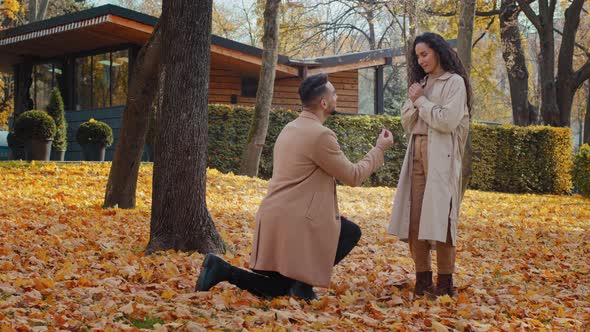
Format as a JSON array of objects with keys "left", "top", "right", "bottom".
[
  {"left": 30, "top": 63, "right": 64, "bottom": 111},
  {"left": 241, "top": 77, "right": 258, "bottom": 98},
  {"left": 111, "top": 50, "right": 129, "bottom": 106},
  {"left": 74, "top": 49, "right": 129, "bottom": 110}
]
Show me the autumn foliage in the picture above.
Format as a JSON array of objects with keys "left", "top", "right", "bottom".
[{"left": 0, "top": 163, "right": 588, "bottom": 330}]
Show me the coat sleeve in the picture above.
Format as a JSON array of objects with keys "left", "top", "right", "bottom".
[
  {"left": 401, "top": 99, "right": 418, "bottom": 134},
  {"left": 413, "top": 76, "right": 467, "bottom": 134},
  {"left": 311, "top": 130, "right": 384, "bottom": 187}
]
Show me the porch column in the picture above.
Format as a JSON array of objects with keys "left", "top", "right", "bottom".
[
  {"left": 374, "top": 65, "right": 384, "bottom": 115},
  {"left": 63, "top": 56, "right": 75, "bottom": 111},
  {"left": 14, "top": 59, "right": 34, "bottom": 119}
]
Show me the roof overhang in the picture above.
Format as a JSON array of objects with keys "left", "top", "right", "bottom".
[
  {"left": 0, "top": 4, "right": 456, "bottom": 77},
  {"left": 0, "top": 5, "right": 157, "bottom": 72},
  {"left": 0, "top": 5, "right": 301, "bottom": 76},
  {"left": 0, "top": 15, "right": 153, "bottom": 71}
]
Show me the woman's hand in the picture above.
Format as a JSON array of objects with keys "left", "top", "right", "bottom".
[{"left": 409, "top": 83, "right": 424, "bottom": 103}]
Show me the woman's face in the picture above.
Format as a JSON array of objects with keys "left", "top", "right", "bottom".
[{"left": 415, "top": 42, "right": 440, "bottom": 75}]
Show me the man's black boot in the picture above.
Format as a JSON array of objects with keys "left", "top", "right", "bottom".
[
  {"left": 195, "top": 254, "right": 231, "bottom": 291},
  {"left": 289, "top": 281, "right": 318, "bottom": 302}
]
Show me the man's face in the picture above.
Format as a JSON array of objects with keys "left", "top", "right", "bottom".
[{"left": 320, "top": 81, "right": 338, "bottom": 115}]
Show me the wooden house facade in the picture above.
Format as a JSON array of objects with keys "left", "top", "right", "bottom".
[{"left": 0, "top": 5, "right": 404, "bottom": 160}]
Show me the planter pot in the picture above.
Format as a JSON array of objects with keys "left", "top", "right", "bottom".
[
  {"left": 81, "top": 143, "right": 106, "bottom": 161},
  {"left": 9, "top": 146, "right": 26, "bottom": 160},
  {"left": 25, "top": 139, "right": 53, "bottom": 161},
  {"left": 51, "top": 149, "right": 66, "bottom": 161}
]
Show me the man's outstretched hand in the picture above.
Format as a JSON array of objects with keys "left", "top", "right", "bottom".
[{"left": 376, "top": 128, "right": 394, "bottom": 151}]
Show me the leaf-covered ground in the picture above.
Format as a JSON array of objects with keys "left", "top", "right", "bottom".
[{"left": 0, "top": 162, "right": 588, "bottom": 331}]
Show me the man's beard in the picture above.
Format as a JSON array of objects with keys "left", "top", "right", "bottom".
[{"left": 330, "top": 107, "right": 338, "bottom": 115}]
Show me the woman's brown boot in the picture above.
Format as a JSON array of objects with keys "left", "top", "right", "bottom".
[
  {"left": 414, "top": 271, "right": 434, "bottom": 296},
  {"left": 435, "top": 274, "right": 454, "bottom": 297}
]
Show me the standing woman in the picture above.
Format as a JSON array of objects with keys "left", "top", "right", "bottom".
[{"left": 388, "top": 32, "right": 471, "bottom": 297}]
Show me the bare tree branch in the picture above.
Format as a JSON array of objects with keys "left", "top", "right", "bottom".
[
  {"left": 553, "top": 27, "right": 590, "bottom": 58},
  {"left": 472, "top": 17, "right": 496, "bottom": 48},
  {"left": 515, "top": 0, "right": 542, "bottom": 31},
  {"left": 574, "top": 60, "right": 590, "bottom": 90},
  {"left": 549, "top": 0, "right": 557, "bottom": 15},
  {"left": 424, "top": 8, "right": 500, "bottom": 17}
]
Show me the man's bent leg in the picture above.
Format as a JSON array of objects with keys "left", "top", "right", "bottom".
[
  {"left": 196, "top": 254, "right": 294, "bottom": 299},
  {"left": 334, "top": 216, "right": 362, "bottom": 265}
]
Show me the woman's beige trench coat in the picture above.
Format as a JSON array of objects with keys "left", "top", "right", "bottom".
[{"left": 388, "top": 72, "right": 469, "bottom": 246}]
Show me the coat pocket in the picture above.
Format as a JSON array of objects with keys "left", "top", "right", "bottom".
[{"left": 305, "top": 192, "right": 323, "bottom": 221}]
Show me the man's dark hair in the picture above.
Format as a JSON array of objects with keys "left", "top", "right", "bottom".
[{"left": 298, "top": 73, "right": 329, "bottom": 107}]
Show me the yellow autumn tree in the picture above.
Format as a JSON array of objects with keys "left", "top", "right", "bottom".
[
  {"left": 420, "top": 0, "right": 512, "bottom": 123},
  {"left": 0, "top": 0, "right": 21, "bottom": 130},
  {"left": 0, "top": 0, "right": 21, "bottom": 21}
]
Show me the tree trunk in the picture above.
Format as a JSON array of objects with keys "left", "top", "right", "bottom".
[
  {"left": 500, "top": 0, "right": 536, "bottom": 126},
  {"left": 457, "top": 0, "right": 476, "bottom": 197},
  {"left": 538, "top": 8, "right": 560, "bottom": 126},
  {"left": 515, "top": 0, "right": 588, "bottom": 127},
  {"left": 516, "top": 0, "right": 560, "bottom": 126},
  {"left": 238, "top": 0, "right": 281, "bottom": 177},
  {"left": 404, "top": 1, "right": 417, "bottom": 87},
  {"left": 14, "top": 61, "right": 33, "bottom": 119},
  {"left": 146, "top": 0, "right": 225, "bottom": 254},
  {"left": 104, "top": 23, "right": 162, "bottom": 209},
  {"left": 457, "top": 0, "right": 476, "bottom": 73},
  {"left": 584, "top": 81, "right": 590, "bottom": 145},
  {"left": 555, "top": 0, "right": 586, "bottom": 127},
  {"left": 367, "top": 1, "right": 376, "bottom": 50}
]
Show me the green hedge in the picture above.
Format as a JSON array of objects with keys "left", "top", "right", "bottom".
[
  {"left": 573, "top": 144, "right": 590, "bottom": 197},
  {"left": 208, "top": 105, "right": 407, "bottom": 186},
  {"left": 470, "top": 124, "right": 572, "bottom": 194},
  {"left": 207, "top": 105, "right": 573, "bottom": 194}
]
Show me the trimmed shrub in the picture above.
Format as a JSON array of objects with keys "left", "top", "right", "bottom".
[
  {"left": 76, "top": 119, "right": 114, "bottom": 146},
  {"left": 14, "top": 110, "right": 56, "bottom": 141},
  {"left": 573, "top": 143, "right": 590, "bottom": 197},
  {"left": 7, "top": 131, "right": 24, "bottom": 148},
  {"left": 46, "top": 88, "right": 67, "bottom": 151},
  {"left": 207, "top": 105, "right": 573, "bottom": 194},
  {"left": 470, "top": 124, "right": 572, "bottom": 194}
]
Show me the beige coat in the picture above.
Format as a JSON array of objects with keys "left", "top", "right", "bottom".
[
  {"left": 250, "top": 111, "right": 385, "bottom": 287},
  {"left": 388, "top": 72, "right": 469, "bottom": 245}
]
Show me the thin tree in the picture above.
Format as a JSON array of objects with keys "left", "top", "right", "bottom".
[
  {"left": 103, "top": 23, "right": 162, "bottom": 209},
  {"left": 238, "top": 0, "right": 281, "bottom": 177},
  {"left": 28, "top": 0, "right": 50, "bottom": 22},
  {"left": 457, "top": 0, "right": 476, "bottom": 73},
  {"left": 584, "top": 81, "right": 590, "bottom": 145},
  {"left": 145, "top": 0, "right": 225, "bottom": 254},
  {"left": 456, "top": 0, "right": 476, "bottom": 197}
]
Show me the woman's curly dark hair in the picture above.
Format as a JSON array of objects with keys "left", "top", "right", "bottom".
[{"left": 409, "top": 32, "right": 473, "bottom": 114}]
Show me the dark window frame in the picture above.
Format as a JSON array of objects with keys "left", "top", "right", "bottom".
[
  {"left": 30, "top": 62, "right": 64, "bottom": 110},
  {"left": 73, "top": 46, "right": 131, "bottom": 111},
  {"left": 241, "top": 77, "right": 258, "bottom": 98}
]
